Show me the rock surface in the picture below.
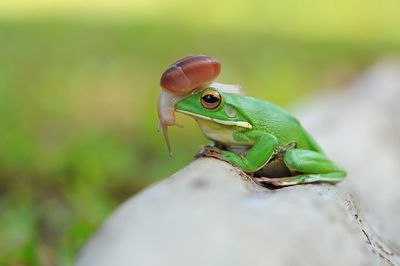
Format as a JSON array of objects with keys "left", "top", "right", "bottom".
[
  {"left": 294, "top": 60, "right": 400, "bottom": 255},
  {"left": 75, "top": 60, "right": 400, "bottom": 266}
]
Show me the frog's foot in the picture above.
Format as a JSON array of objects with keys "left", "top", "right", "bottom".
[
  {"left": 195, "top": 145, "right": 222, "bottom": 157},
  {"left": 253, "top": 173, "right": 344, "bottom": 187},
  {"left": 195, "top": 145, "right": 232, "bottom": 163}
]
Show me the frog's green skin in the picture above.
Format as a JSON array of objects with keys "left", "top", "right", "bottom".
[{"left": 175, "top": 87, "right": 346, "bottom": 186}]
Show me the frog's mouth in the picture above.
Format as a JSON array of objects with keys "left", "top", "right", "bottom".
[{"left": 176, "top": 110, "right": 252, "bottom": 129}]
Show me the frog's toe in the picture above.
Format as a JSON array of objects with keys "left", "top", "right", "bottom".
[
  {"left": 195, "top": 146, "right": 233, "bottom": 165},
  {"left": 195, "top": 145, "right": 223, "bottom": 158},
  {"left": 253, "top": 173, "right": 345, "bottom": 187},
  {"left": 203, "top": 145, "right": 223, "bottom": 154},
  {"left": 252, "top": 176, "right": 304, "bottom": 186}
]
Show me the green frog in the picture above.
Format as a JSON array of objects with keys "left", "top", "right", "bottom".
[{"left": 175, "top": 87, "right": 346, "bottom": 186}]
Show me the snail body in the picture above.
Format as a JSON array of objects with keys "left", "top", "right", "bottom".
[{"left": 158, "top": 55, "right": 242, "bottom": 155}]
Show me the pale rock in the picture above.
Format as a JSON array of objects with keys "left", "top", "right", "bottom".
[{"left": 75, "top": 59, "right": 400, "bottom": 266}]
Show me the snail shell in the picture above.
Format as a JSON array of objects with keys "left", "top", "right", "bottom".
[
  {"left": 158, "top": 55, "right": 222, "bottom": 156},
  {"left": 160, "top": 55, "right": 221, "bottom": 96}
]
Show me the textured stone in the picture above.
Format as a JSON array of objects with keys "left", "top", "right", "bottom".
[
  {"left": 294, "top": 59, "right": 400, "bottom": 255},
  {"left": 75, "top": 59, "right": 400, "bottom": 266}
]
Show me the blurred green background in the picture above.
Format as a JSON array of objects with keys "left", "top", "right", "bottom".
[{"left": 0, "top": 0, "right": 399, "bottom": 265}]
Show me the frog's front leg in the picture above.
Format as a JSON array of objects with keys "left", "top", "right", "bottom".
[
  {"left": 218, "top": 130, "right": 278, "bottom": 172},
  {"left": 254, "top": 149, "right": 346, "bottom": 186}
]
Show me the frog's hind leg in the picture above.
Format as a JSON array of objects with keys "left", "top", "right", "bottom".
[{"left": 253, "top": 149, "right": 346, "bottom": 186}]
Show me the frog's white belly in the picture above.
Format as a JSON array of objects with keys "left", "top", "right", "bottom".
[{"left": 195, "top": 118, "right": 254, "bottom": 146}]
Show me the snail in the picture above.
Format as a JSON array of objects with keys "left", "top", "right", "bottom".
[{"left": 158, "top": 55, "right": 243, "bottom": 156}]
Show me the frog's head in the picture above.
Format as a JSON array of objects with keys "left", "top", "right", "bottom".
[{"left": 175, "top": 88, "right": 252, "bottom": 129}]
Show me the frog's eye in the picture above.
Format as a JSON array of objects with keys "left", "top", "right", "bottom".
[{"left": 201, "top": 90, "right": 221, "bottom": 109}]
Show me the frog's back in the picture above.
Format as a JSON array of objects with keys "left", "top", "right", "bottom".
[{"left": 234, "top": 95, "right": 323, "bottom": 153}]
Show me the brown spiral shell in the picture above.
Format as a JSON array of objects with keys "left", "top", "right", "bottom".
[{"left": 160, "top": 55, "right": 221, "bottom": 96}]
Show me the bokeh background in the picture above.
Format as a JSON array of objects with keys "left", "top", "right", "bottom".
[{"left": 0, "top": 0, "right": 399, "bottom": 265}]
